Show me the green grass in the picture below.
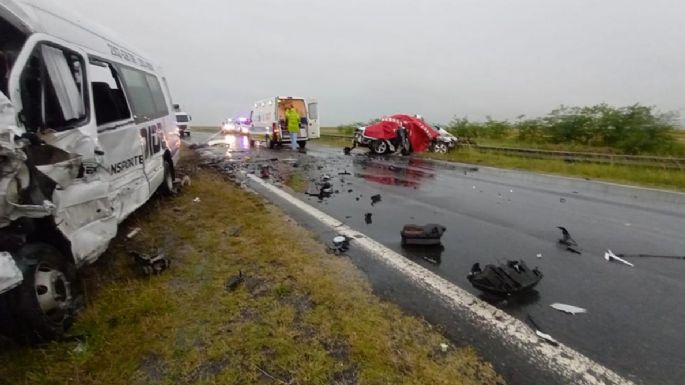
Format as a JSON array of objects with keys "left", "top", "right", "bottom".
[
  {"left": 0, "top": 151, "right": 502, "bottom": 385},
  {"left": 425, "top": 147, "right": 685, "bottom": 191}
]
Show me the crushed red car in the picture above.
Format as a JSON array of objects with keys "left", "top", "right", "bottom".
[{"left": 352, "top": 114, "right": 441, "bottom": 155}]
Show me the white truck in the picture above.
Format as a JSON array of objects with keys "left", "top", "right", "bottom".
[
  {"left": 175, "top": 111, "right": 192, "bottom": 137},
  {"left": 249, "top": 96, "right": 319, "bottom": 149},
  {"left": 0, "top": 0, "right": 181, "bottom": 340}
]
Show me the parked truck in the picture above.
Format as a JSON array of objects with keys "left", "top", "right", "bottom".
[{"left": 0, "top": 0, "right": 181, "bottom": 340}]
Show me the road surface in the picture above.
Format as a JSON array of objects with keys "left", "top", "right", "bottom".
[{"left": 190, "top": 131, "right": 685, "bottom": 385}]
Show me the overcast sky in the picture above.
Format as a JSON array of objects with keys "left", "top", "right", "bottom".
[{"left": 62, "top": 0, "right": 685, "bottom": 126}]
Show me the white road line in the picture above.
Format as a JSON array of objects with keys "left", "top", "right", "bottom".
[{"left": 247, "top": 173, "right": 636, "bottom": 385}]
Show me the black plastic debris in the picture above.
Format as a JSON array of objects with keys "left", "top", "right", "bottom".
[
  {"left": 618, "top": 253, "right": 685, "bottom": 260},
  {"left": 343, "top": 147, "right": 352, "bottom": 155},
  {"left": 370, "top": 194, "right": 382, "bottom": 206},
  {"left": 467, "top": 260, "right": 543, "bottom": 296},
  {"left": 401, "top": 224, "right": 446, "bottom": 246},
  {"left": 557, "top": 226, "right": 581, "bottom": 254},
  {"left": 260, "top": 165, "right": 270, "bottom": 179},
  {"left": 338, "top": 170, "right": 351, "bottom": 175},
  {"left": 226, "top": 226, "right": 241, "bottom": 237},
  {"left": 226, "top": 271, "right": 244, "bottom": 291},
  {"left": 364, "top": 213, "right": 373, "bottom": 224},
  {"left": 327, "top": 235, "right": 351, "bottom": 255},
  {"left": 131, "top": 251, "right": 170, "bottom": 276}
]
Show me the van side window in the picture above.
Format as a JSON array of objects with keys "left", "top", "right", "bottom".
[
  {"left": 19, "top": 43, "right": 87, "bottom": 132},
  {"left": 117, "top": 66, "right": 168, "bottom": 123},
  {"left": 89, "top": 59, "right": 131, "bottom": 125},
  {"left": 145, "top": 74, "right": 168, "bottom": 116},
  {"left": 308, "top": 102, "right": 318, "bottom": 120}
]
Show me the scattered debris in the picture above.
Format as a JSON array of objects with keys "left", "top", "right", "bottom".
[
  {"left": 557, "top": 226, "right": 581, "bottom": 254},
  {"left": 536, "top": 253, "right": 543, "bottom": 259},
  {"left": 225, "top": 271, "right": 244, "bottom": 291},
  {"left": 468, "top": 260, "right": 543, "bottom": 296},
  {"left": 131, "top": 251, "right": 171, "bottom": 276},
  {"left": 347, "top": 189, "right": 353, "bottom": 193},
  {"left": 343, "top": 147, "right": 352, "bottom": 155},
  {"left": 550, "top": 303, "right": 587, "bottom": 315},
  {"left": 604, "top": 249, "right": 634, "bottom": 267},
  {"left": 327, "top": 235, "right": 351, "bottom": 255},
  {"left": 401, "top": 224, "right": 446, "bottom": 246},
  {"left": 370, "top": 194, "right": 382, "bottom": 206},
  {"left": 527, "top": 314, "right": 559, "bottom": 346},
  {"left": 192, "top": 197, "right": 201, "bottom": 203},
  {"left": 559, "top": 198, "right": 566, "bottom": 203},
  {"left": 364, "top": 213, "right": 373, "bottom": 224},
  {"left": 260, "top": 165, "right": 270, "bottom": 178},
  {"left": 126, "top": 227, "right": 141, "bottom": 239},
  {"left": 72, "top": 342, "right": 87, "bottom": 354},
  {"left": 624, "top": 223, "right": 631, "bottom": 227},
  {"left": 439, "top": 343, "right": 449, "bottom": 352},
  {"left": 338, "top": 170, "right": 351, "bottom": 175}
]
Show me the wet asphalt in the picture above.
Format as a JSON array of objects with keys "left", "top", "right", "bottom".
[{"left": 190, "top": 132, "right": 685, "bottom": 385}]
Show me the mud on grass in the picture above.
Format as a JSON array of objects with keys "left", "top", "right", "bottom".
[{"left": 0, "top": 154, "right": 503, "bottom": 385}]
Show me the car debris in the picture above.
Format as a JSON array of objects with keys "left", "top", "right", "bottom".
[
  {"left": 559, "top": 198, "right": 566, "bottom": 203},
  {"left": 327, "top": 235, "right": 351, "bottom": 255},
  {"left": 338, "top": 170, "right": 351, "bottom": 175},
  {"left": 364, "top": 213, "right": 373, "bottom": 224},
  {"left": 370, "top": 194, "right": 382, "bottom": 206},
  {"left": 557, "top": 226, "right": 581, "bottom": 254},
  {"left": 226, "top": 226, "right": 241, "bottom": 237},
  {"left": 131, "top": 251, "right": 171, "bottom": 276},
  {"left": 526, "top": 314, "right": 559, "bottom": 347},
  {"left": 126, "top": 227, "right": 141, "bottom": 239},
  {"left": 343, "top": 147, "right": 352, "bottom": 155},
  {"left": 193, "top": 197, "right": 201, "bottom": 203},
  {"left": 467, "top": 260, "right": 543, "bottom": 296},
  {"left": 401, "top": 224, "right": 446, "bottom": 246},
  {"left": 260, "top": 165, "right": 270, "bottom": 178},
  {"left": 604, "top": 249, "right": 634, "bottom": 267},
  {"left": 226, "top": 271, "right": 244, "bottom": 291},
  {"left": 439, "top": 343, "right": 449, "bottom": 352},
  {"left": 536, "top": 253, "right": 543, "bottom": 259},
  {"left": 550, "top": 303, "right": 587, "bottom": 315}
]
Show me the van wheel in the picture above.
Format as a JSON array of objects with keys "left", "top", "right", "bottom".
[
  {"left": 13, "top": 243, "right": 77, "bottom": 342},
  {"left": 297, "top": 140, "right": 306, "bottom": 149},
  {"left": 372, "top": 140, "right": 389, "bottom": 155},
  {"left": 160, "top": 159, "right": 176, "bottom": 195}
]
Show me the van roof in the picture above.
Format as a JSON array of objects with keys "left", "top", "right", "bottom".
[{"left": 1, "top": 0, "right": 160, "bottom": 72}]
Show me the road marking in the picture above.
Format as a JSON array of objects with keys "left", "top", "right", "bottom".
[{"left": 246, "top": 174, "right": 635, "bottom": 385}]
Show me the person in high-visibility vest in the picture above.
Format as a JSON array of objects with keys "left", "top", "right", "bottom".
[{"left": 285, "top": 105, "right": 300, "bottom": 150}]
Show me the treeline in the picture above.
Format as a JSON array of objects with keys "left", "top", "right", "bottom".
[{"left": 446, "top": 104, "right": 684, "bottom": 155}]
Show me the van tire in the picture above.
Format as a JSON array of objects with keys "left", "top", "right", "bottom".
[
  {"left": 372, "top": 140, "right": 389, "bottom": 155},
  {"left": 297, "top": 140, "right": 306, "bottom": 149},
  {"left": 160, "top": 159, "right": 176, "bottom": 195},
  {"left": 12, "top": 243, "right": 77, "bottom": 342}
]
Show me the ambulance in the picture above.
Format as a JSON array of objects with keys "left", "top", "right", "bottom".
[{"left": 250, "top": 96, "right": 319, "bottom": 149}]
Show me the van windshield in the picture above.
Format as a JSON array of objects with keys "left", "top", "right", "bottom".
[{"left": 176, "top": 114, "right": 189, "bottom": 123}]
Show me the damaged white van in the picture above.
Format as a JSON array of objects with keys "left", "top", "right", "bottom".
[{"left": 0, "top": 0, "right": 181, "bottom": 340}]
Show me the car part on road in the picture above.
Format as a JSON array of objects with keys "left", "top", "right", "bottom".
[
  {"left": 557, "top": 226, "right": 582, "bottom": 254},
  {"left": 225, "top": 271, "right": 244, "bottom": 291},
  {"left": 343, "top": 147, "right": 352, "bottom": 155},
  {"left": 550, "top": 303, "right": 587, "bottom": 315},
  {"left": 192, "top": 197, "right": 201, "bottom": 203},
  {"left": 616, "top": 253, "right": 685, "bottom": 260},
  {"left": 468, "top": 260, "right": 543, "bottom": 296},
  {"left": 260, "top": 165, "right": 270, "bottom": 179},
  {"left": 604, "top": 250, "right": 634, "bottom": 267},
  {"left": 370, "top": 194, "right": 382, "bottom": 206},
  {"left": 527, "top": 314, "right": 559, "bottom": 347},
  {"left": 364, "top": 213, "right": 373, "bottom": 224},
  {"left": 401, "top": 224, "right": 446, "bottom": 246}
]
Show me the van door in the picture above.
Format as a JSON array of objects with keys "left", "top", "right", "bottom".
[{"left": 307, "top": 99, "right": 320, "bottom": 139}]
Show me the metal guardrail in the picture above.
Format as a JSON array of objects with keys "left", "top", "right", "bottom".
[{"left": 318, "top": 133, "right": 685, "bottom": 169}]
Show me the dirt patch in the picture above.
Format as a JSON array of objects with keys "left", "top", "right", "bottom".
[
  {"left": 244, "top": 276, "right": 269, "bottom": 297},
  {"left": 136, "top": 353, "right": 167, "bottom": 384},
  {"left": 187, "top": 357, "right": 229, "bottom": 383},
  {"left": 331, "top": 364, "right": 359, "bottom": 385}
]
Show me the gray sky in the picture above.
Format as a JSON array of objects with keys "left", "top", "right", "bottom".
[{"left": 63, "top": 0, "right": 685, "bottom": 126}]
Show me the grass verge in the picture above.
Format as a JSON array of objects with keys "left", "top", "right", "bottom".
[{"left": 0, "top": 151, "right": 502, "bottom": 385}]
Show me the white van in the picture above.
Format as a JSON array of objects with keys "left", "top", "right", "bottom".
[
  {"left": 250, "top": 96, "right": 319, "bottom": 149},
  {"left": 0, "top": 0, "right": 181, "bottom": 340},
  {"left": 175, "top": 111, "right": 191, "bottom": 137}
]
